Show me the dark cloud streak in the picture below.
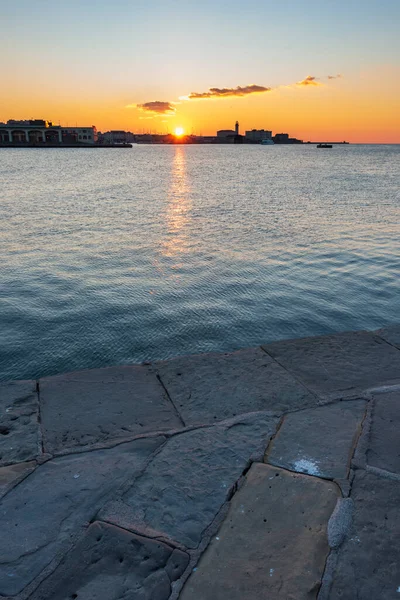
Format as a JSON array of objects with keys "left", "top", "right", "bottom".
[
  {"left": 186, "top": 84, "right": 271, "bottom": 99},
  {"left": 136, "top": 101, "right": 176, "bottom": 114}
]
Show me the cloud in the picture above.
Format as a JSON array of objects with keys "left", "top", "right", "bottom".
[
  {"left": 128, "top": 101, "right": 176, "bottom": 115},
  {"left": 296, "top": 75, "right": 321, "bottom": 86},
  {"left": 182, "top": 84, "right": 271, "bottom": 100},
  {"left": 128, "top": 72, "right": 340, "bottom": 119}
]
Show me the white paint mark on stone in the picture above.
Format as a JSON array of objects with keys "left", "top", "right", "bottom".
[
  {"left": 293, "top": 458, "right": 321, "bottom": 476},
  {"left": 73, "top": 474, "right": 80, "bottom": 479},
  {"left": 269, "top": 568, "right": 274, "bottom": 577},
  {"left": 216, "top": 537, "right": 220, "bottom": 541}
]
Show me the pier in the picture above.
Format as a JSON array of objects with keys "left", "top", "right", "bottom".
[
  {"left": 0, "top": 143, "right": 133, "bottom": 148},
  {"left": 1, "top": 324, "right": 400, "bottom": 599}
]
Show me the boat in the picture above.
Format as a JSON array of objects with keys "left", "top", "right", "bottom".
[
  {"left": 317, "top": 143, "right": 333, "bottom": 148},
  {"left": 261, "top": 139, "right": 274, "bottom": 145}
]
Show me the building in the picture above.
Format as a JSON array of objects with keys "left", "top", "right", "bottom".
[
  {"left": 273, "top": 132, "right": 303, "bottom": 144},
  {"left": 216, "top": 121, "right": 242, "bottom": 143},
  {"left": 273, "top": 133, "right": 289, "bottom": 143},
  {"left": 98, "top": 130, "right": 135, "bottom": 144},
  {"left": 61, "top": 127, "right": 97, "bottom": 144},
  {"left": 0, "top": 119, "right": 97, "bottom": 144},
  {"left": 0, "top": 120, "right": 62, "bottom": 143},
  {"left": 217, "top": 129, "right": 236, "bottom": 139},
  {"left": 245, "top": 129, "right": 272, "bottom": 143}
]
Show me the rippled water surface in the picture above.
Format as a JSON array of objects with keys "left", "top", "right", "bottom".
[{"left": 1, "top": 145, "right": 399, "bottom": 381}]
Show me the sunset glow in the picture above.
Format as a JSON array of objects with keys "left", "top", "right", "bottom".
[{"left": 1, "top": 1, "right": 399, "bottom": 142}]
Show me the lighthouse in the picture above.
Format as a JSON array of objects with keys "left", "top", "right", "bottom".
[{"left": 235, "top": 121, "right": 239, "bottom": 135}]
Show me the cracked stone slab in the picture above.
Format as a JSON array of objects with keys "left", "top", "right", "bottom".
[
  {"left": 29, "top": 521, "right": 189, "bottom": 600},
  {"left": 40, "top": 365, "right": 182, "bottom": 453},
  {"left": 328, "top": 470, "right": 400, "bottom": 599},
  {"left": 263, "top": 330, "right": 400, "bottom": 396},
  {"left": 375, "top": 324, "right": 400, "bottom": 350},
  {"left": 100, "top": 412, "right": 279, "bottom": 548},
  {"left": 180, "top": 463, "right": 339, "bottom": 600},
  {"left": 367, "top": 390, "right": 400, "bottom": 474},
  {"left": 0, "top": 461, "right": 36, "bottom": 499},
  {"left": 0, "top": 436, "right": 164, "bottom": 596},
  {"left": 267, "top": 401, "right": 366, "bottom": 479},
  {"left": 0, "top": 379, "right": 39, "bottom": 466},
  {"left": 153, "top": 347, "right": 316, "bottom": 426}
]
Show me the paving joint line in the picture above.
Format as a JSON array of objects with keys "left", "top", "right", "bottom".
[
  {"left": 351, "top": 398, "right": 374, "bottom": 472},
  {"left": 155, "top": 372, "right": 186, "bottom": 427},
  {"left": 0, "top": 460, "right": 39, "bottom": 501},
  {"left": 366, "top": 464, "right": 400, "bottom": 481},
  {"left": 95, "top": 518, "right": 189, "bottom": 553},
  {"left": 346, "top": 399, "right": 371, "bottom": 478},
  {"left": 46, "top": 410, "right": 281, "bottom": 459},
  {"left": 35, "top": 379, "right": 45, "bottom": 456},
  {"left": 264, "top": 414, "right": 285, "bottom": 461},
  {"left": 259, "top": 344, "right": 322, "bottom": 401},
  {"left": 373, "top": 332, "right": 400, "bottom": 352}
]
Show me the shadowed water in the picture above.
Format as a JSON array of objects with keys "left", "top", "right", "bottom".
[{"left": 1, "top": 144, "right": 399, "bottom": 381}]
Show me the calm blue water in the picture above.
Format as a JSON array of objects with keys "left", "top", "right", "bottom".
[{"left": 1, "top": 144, "right": 399, "bottom": 381}]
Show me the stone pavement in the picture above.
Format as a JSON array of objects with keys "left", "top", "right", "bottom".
[{"left": 0, "top": 325, "right": 399, "bottom": 599}]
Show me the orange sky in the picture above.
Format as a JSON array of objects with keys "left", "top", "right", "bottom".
[
  {"left": 1, "top": 66, "right": 399, "bottom": 143},
  {"left": 1, "top": 2, "right": 400, "bottom": 143}
]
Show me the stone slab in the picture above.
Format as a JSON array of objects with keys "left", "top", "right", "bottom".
[
  {"left": 375, "top": 324, "right": 400, "bottom": 350},
  {"left": 40, "top": 365, "right": 182, "bottom": 453},
  {"left": 180, "top": 463, "right": 339, "bottom": 600},
  {"left": 154, "top": 347, "right": 316, "bottom": 426},
  {"left": 29, "top": 521, "right": 189, "bottom": 600},
  {"left": 99, "top": 412, "right": 279, "bottom": 548},
  {"left": 0, "top": 436, "right": 164, "bottom": 596},
  {"left": 263, "top": 330, "right": 400, "bottom": 396},
  {"left": 329, "top": 470, "right": 400, "bottom": 599},
  {"left": 0, "top": 379, "right": 39, "bottom": 466},
  {"left": 267, "top": 400, "right": 366, "bottom": 479},
  {"left": 0, "top": 461, "right": 36, "bottom": 499},
  {"left": 367, "top": 390, "right": 400, "bottom": 474}
]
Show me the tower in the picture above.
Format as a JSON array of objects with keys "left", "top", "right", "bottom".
[{"left": 235, "top": 121, "right": 239, "bottom": 135}]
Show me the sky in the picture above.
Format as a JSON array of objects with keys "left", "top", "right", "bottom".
[{"left": 1, "top": 0, "right": 400, "bottom": 142}]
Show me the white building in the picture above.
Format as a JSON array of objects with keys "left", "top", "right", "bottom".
[
  {"left": 0, "top": 120, "right": 97, "bottom": 144},
  {"left": 61, "top": 127, "right": 97, "bottom": 144},
  {"left": 0, "top": 120, "right": 62, "bottom": 143}
]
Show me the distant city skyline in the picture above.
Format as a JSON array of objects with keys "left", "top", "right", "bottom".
[{"left": 1, "top": 0, "right": 400, "bottom": 143}]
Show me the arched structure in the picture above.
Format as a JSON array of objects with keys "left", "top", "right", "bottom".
[
  {"left": 11, "top": 130, "right": 27, "bottom": 143},
  {"left": 28, "top": 130, "right": 46, "bottom": 143},
  {"left": 0, "top": 129, "right": 11, "bottom": 143},
  {"left": 45, "top": 129, "right": 61, "bottom": 143}
]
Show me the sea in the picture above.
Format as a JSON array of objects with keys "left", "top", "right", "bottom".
[{"left": 1, "top": 144, "right": 399, "bottom": 381}]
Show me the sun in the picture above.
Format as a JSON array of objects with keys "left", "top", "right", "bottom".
[{"left": 174, "top": 127, "right": 185, "bottom": 137}]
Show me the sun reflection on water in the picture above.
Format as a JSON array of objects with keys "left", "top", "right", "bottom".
[{"left": 162, "top": 146, "right": 192, "bottom": 258}]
